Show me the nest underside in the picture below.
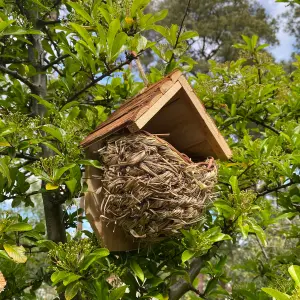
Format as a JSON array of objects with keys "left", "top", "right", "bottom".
[{"left": 94, "top": 132, "right": 217, "bottom": 240}]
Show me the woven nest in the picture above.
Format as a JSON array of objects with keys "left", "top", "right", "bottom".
[{"left": 94, "top": 131, "right": 217, "bottom": 240}]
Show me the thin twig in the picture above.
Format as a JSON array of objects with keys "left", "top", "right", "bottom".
[
  {"left": 42, "top": 54, "right": 69, "bottom": 70},
  {"left": 258, "top": 181, "right": 294, "bottom": 197},
  {"left": 256, "top": 235, "right": 269, "bottom": 260},
  {"left": 238, "top": 163, "right": 254, "bottom": 179},
  {"left": 166, "top": 0, "right": 192, "bottom": 70},
  {"left": 44, "top": 26, "right": 61, "bottom": 56},
  {"left": 67, "top": 55, "right": 139, "bottom": 102},
  {"left": 190, "top": 285, "right": 204, "bottom": 297},
  {"left": 44, "top": 58, "right": 64, "bottom": 76},
  {"left": 38, "top": 19, "right": 62, "bottom": 26},
  {"left": 15, "top": 153, "right": 39, "bottom": 161},
  {"left": 247, "top": 117, "right": 280, "bottom": 135},
  {"left": 0, "top": 65, "right": 38, "bottom": 90},
  {"left": 0, "top": 59, "right": 30, "bottom": 64}
]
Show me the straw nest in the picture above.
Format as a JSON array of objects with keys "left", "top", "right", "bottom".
[{"left": 95, "top": 131, "right": 217, "bottom": 240}]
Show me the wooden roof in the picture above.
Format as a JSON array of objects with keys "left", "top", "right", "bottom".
[{"left": 81, "top": 70, "right": 232, "bottom": 160}]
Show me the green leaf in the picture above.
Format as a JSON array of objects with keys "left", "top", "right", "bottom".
[
  {"left": 41, "top": 142, "right": 63, "bottom": 156},
  {"left": 229, "top": 176, "right": 240, "bottom": 196},
  {"left": 241, "top": 35, "right": 252, "bottom": 50},
  {"left": 261, "top": 288, "right": 290, "bottom": 300},
  {"left": 178, "top": 31, "right": 198, "bottom": 43},
  {"left": 99, "top": 7, "right": 111, "bottom": 24},
  {"left": 111, "top": 32, "right": 127, "bottom": 61},
  {"left": 256, "top": 43, "right": 269, "bottom": 51},
  {"left": 288, "top": 265, "right": 300, "bottom": 286},
  {"left": 51, "top": 270, "right": 70, "bottom": 285},
  {"left": 46, "top": 183, "right": 59, "bottom": 190},
  {"left": 251, "top": 35, "right": 259, "bottom": 49},
  {"left": 0, "top": 157, "right": 11, "bottom": 185},
  {"left": 30, "top": 94, "right": 55, "bottom": 110},
  {"left": 42, "top": 125, "right": 64, "bottom": 143},
  {"left": 0, "top": 20, "right": 15, "bottom": 33},
  {"left": 204, "top": 277, "right": 218, "bottom": 295},
  {"left": 231, "top": 103, "right": 237, "bottom": 117},
  {"left": 136, "top": 35, "right": 148, "bottom": 53},
  {"left": 182, "top": 250, "right": 195, "bottom": 263},
  {"left": 169, "top": 24, "right": 179, "bottom": 46},
  {"left": 271, "top": 212, "right": 296, "bottom": 224},
  {"left": 248, "top": 220, "right": 267, "bottom": 246},
  {"left": 30, "top": 0, "right": 50, "bottom": 11},
  {"left": 3, "top": 244, "right": 27, "bottom": 263},
  {"left": 77, "top": 159, "right": 102, "bottom": 168},
  {"left": 79, "top": 248, "right": 110, "bottom": 271},
  {"left": 214, "top": 201, "right": 235, "bottom": 218},
  {"left": 37, "top": 240, "right": 57, "bottom": 250},
  {"left": 0, "top": 250, "right": 10, "bottom": 260},
  {"left": 3, "top": 26, "right": 42, "bottom": 36},
  {"left": 68, "top": 2, "right": 94, "bottom": 23},
  {"left": 131, "top": 0, "right": 151, "bottom": 16},
  {"left": 92, "top": 279, "right": 108, "bottom": 300},
  {"left": 107, "top": 19, "right": 121, "bottom": 61},
  {"left": 60, "top": 101, "right": 80, "bottom": 111},
  {"left": 69, "top": 22, "right": 96, "bottom": 55},
  {"left": 65, "top": 178, "right": 77, "bottom": 194},
  {"left": 130, "top": 260, "right": 144, "bottom": 282},
  {"left": 65, "top": 282, "right": 80, "bottom": 300},
  {"left": 63, "top": 273, "right": 82, "bottom": 286},
  {"left": 5, "top": 222, "right": 33, "bottom": 232},
  {"left": 53, "top": 163, "right": 76, "bottom": 181},
  {"left": 109, "top": 285, "right": 128, "bottom": 300}
]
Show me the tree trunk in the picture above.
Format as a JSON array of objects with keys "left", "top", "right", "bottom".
[{"left": 27, "top": 7, "right": 66, "bottom": 244}]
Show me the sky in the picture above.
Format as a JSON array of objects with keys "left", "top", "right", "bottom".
[{"left": 258, "top": 0, "right": 296, "bottom": 61}]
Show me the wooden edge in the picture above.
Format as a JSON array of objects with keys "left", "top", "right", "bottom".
[
  {"left": 170, "top": 69, "right": 182, "bottom": 83},
  {"left": 127, "top": 122, "right": 140, "bottom": 133},
  {"left": 135, "top": 93, "right": 163, "bottom": 120},
  {"left": 84, "top": 166, "right": 138, "bottom": 251},
  {"left": 178, "top": 75, "right": 232, "bottom": 160},
  {"left": 133, "top": 81, "right": 183, "bottom": 130},
  {"left": 160, "top": 79, "right": 174, "bottom": 94},
  {"left": 81, "top": 120, "right": 134, "bottom": 149}
]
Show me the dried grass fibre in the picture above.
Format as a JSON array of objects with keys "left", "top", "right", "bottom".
[{"left": 95, "top": 131, "right": 217, "bottom": 240}]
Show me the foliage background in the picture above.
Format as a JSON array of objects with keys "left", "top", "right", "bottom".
[{"left": 0, "top": 0, "right": 300, "bottom": 299}]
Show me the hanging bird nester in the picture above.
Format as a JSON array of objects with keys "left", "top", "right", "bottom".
[{"left": 81, "top": 70, "right": 232, "bottom": 251}]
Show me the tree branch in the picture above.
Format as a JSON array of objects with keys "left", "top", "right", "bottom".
[
  {"left": 41, "top": 0, "right": 61, "bottom": 20},
  {"left": 169, "top": 254, "right": 210, "bottom": 300},
  {"left": 44, "top": 58, "right": 64, "bottom": 76},
  {"left": 38, "top": 19, "right": 62, "bottom": 26},
  {"left": 44, "top": 26, "right": 61, "bottom": 56},
  {"left": 42, "top": 54, "right": 69, "bottom": 70},
  {"left": 166, "top": 0, "right": 192, "bottom": 70},
  {"left": 1, "top": 151, "right": 39, "bottom": 161},
  {"left": 15, "top": 153, "right": 39, "bottom": 161},
  {"left": 258, "top": 181, "right": 294, "bottom": 197},
  {"left": 247, "top": 117, "right": 280, "bottom": 135},
  {"left": 67, "top": 56, "right": 139, "bottom": 102},
  {"left": 256, "top": 235, "right": 269, "bottom": 260},
  {"left": 0, "top": 65, "right": 38, "bottom": 90}
]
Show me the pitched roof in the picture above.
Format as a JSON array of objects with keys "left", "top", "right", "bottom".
[{"left": 81, "top": 70, "right": 232, "bottom": 160}]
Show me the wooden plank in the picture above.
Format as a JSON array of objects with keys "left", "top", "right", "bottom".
[
  {"left": 127, "top": 121, "right": 140, "bottom": 133},
  {"left": 170, "top": 70, "right": 182, "bottom": 83},
  {"left": 159, "top": 79, "right": 174, "bottom": 94},
  {"left": 134, "top": 81, "right": 182, "bottom": 130},
  {"left": 178, "top": 75, "right": 232, "bottom": 160},
  {"left": 85, "top": 166, "right": 137, "bottom": 251}
]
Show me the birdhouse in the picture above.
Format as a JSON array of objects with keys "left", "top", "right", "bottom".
[{"left": 81, "top": 70, "right": 232, "bottom": 251}]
